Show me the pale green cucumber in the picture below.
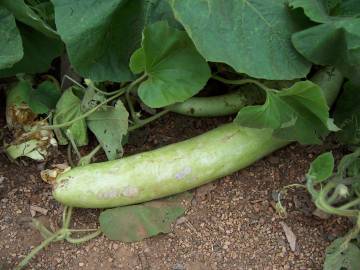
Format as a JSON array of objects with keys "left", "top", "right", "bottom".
[
  {"left": 167, "top": 87, "right": 263, "bottom": 117},
  {"left": 53, "top": 68, "right": 343, "bottom": 208}
]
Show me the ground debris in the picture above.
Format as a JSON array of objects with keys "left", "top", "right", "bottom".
[{"left": 280, "top": 221, "right": 297, "bottom": 252}]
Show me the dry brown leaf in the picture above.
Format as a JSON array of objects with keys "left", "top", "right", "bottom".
[{"left": 280, "top": 221, "right": 296, "bottom": 252}]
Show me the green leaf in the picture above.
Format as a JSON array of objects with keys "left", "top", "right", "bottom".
[
  {"left": 337, "top": 149, "right": 360, "bottom": 177},
  {"left": 1, "top": 0, "right": 58, "bottom": 38},
  {"left": 87, "top": 101, "right": 129, "bottom": 160},
  {"left": 235, "top": 81, "right": 334, "bottom": 144},
  {"left": 170, "top": 0, "right": 311, "bottom": 80},
  {"left": 308, "top": 152, "right": 334, "bottom": 182},
  {"left": 288, "top": 0, "right": 331, "bottom": 23},
  {"left": 292, "top": 17, "right": 360, "bottom": 84},
  {"left": 5, "top": 80, "right": 31, "bottom": 108},
  {"left": 6, "top": 139, "right": 47, "bottom": 161},
  {"left": 28, "top": 81, "right": 61, "bottom": 114},
  {"left": 334, "top": 81, "right": 360, "bottom": 146},
  {"left": 80, "top": 86, "right": 106, "bottom": 112},
  {"left": 324, "top": 238, "right": 360, "bottom": 270},
  {"left": 6, "top": 79, "right": 60, "bottom": 115},
  {"left": 99, "top": 193, "right": 191, "bottom": 242},
  {"left": 53, "top": 87, "right": 88, "bottom": 146},
  {"left": 52, "top": 0, "right": 180, "bottom": 82},
  {"left": 130, "top": 21, "right": 210, "bottom": 108},
  {"left": 143, "top": 0, "right": 181, "bottom": 28},
  {"left": 52, "top": 0, "right": 140, "bottom": 82},
  {"left": 0, "top": 23, "right": 63, "bottom": 77},
  {"left": 333, "top": 0, "right": 360, "bottom": 17},
  {"left": 129, "top": 48, "right": 145, "bottom": 75},
  {"left": 0, "top": 7, "right": 23, "bottom": 69}
]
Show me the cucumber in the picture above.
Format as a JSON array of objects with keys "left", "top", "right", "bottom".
[
  {"left": 53, "top": 68, "right": 343, "bottom": 208},
  {"left": 167, "top": 87, "right": 263, "bottom": 117}
]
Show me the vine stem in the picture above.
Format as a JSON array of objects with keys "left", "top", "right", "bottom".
[
  {"left": 78, "top": 144, "right": 102, "bottom": 166},
  {"left": 66, "top": 230, "right": 102, "bottom": 244},
  {"left": 338, "top": 197, "right": 360, "bottom": 210},
  {"left": 124, "top": 74, "right": 147, "bottom": 124},
  {"left": 316, "top": 182, "right": 359, "bottom": 217},
  {"left": 15, "top": 232, "right": 62, "bottom": 270},
  {"left": 41, "top": 75, "right": 146, "bottom": 131},
  {"left": 128, "top": 109, "right": 170, "bottom": 132},
  {"left": 212, "top": 75, "right": 271, "bottom": 92}
]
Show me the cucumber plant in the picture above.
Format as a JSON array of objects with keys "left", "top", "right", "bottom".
[{"left": 1, "top": 0, "right": 360, "bottom": 269}]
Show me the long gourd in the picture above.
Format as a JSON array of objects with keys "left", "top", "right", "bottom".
[
  {"left": 167, "top": 87, "right": 262, "bottom": 117},
  {"left": 53, "top": 68, "right": 343, "bottom": 208}
]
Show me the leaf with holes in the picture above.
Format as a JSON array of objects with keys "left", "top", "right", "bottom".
[
  {"left": 81, "top": 86, "right": 107, "bottom": 112},
  {"left": 324, "top": 238, "right": 360, "bottom": 270},
  {"left": 87, "top": 101, "right": 129, "bottom": 160},
  {"left": 53, "top": 87, "right": 88, "bottom": 146}
]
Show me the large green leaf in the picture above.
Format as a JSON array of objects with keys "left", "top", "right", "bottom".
[
  {"left": 53, "top": 87, "right": 88, "bottom": 146},
  {"left": 334, "top": 81, "right": 360, "bottom": 146},
  {"left": 307, "top": 152, "right": 334, "bottom": 182},
  {"left": 87, "top": 101, "right": 129, "bottom": 160},
  {"left": 52, "top": 0, "right": 180, "bottom": 82},
  {"left": 143, "top": 0, "right": 181, "bottom": 28},
  {"left": 169, "top": 0, "right": 311, "bottom": 80},
  {"left": 333, "top": 0, "right": 360, "bottom": 17},
  {"left": 288, "top": 0, "right": 331, "bottom": 23},
  {"left": 52, "top": 0, "right": 139, "bottom": 82},
  {"left": 235, "top": 81, "right": 336, "bottom": 144},
  {"left": 292, "top": 17, "right": 360, "bottom": 84},
  {"left": 1, "top": 0, "right": 58, "bottom": 38},
  {"left": 99, "top": 193, "right": 191, "bottom": 242},
  {"left": 0, "top": 23, "right": 63, "bottom": 77},
  {"left": 0, "top": 7, "right": 23, "bottom": 69},
  {"left": 324, "top": 238, "right": 360, "bottom": 270},
  {"left": 130, "top": 21, "right": 210, "bottom": 108}
]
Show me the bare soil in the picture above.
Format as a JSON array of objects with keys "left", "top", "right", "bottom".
[{"left": 0, "top": 113, "right": 351, "bottom": 270}]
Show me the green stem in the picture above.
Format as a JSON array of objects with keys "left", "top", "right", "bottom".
[
  {"left": 64, "top": 207, "right": 73, "bottom": 229},
  {"left": 31, "top": 219, "right": 54, "bottom": 239},
  {"left": 126, "top": 87, "right": 140, "bottom": 124},
  {"left": 93, "top": 86, "right": 125, "bottom": 96},
  {"left": 66, "top": 130, "right": 82, "bottom": 160},
  {"left": 62, "top": 206, "right": 69, "bottom": 226},
  {"left": 66, "top": 230, "right": 102, "bottom": 244},
  {"left": 338, "top": 197, "right": 360, "bottom": 210},
  {"left": 68, "top": 228, "right": 99, "bottom": 232},
  {"left": 128, "top": 109, "right": 170, "bottom": 132},
  {"left": 42, "top": 89, "right": 125, "bottom": 130},
  {"left": 61, "top": 75, "right": 84, "bottom": 89},
  {"left": 212, "top": 75, "right": 270, "bottom": 92},
  {"left": 67, "top": 144, "right": 76, "bottom": 168},
  {"left": 44, "top": 75, "right": 146, "bottom": 130},
  {"left": 306, "top": 176, "right": 319, "bottom": 199},
  {"left": 78, "top": 144, "right": 102, "bottom": 166},
  {"left": 316, "top": 182, "right": 359, "bottom": 217},
  {"left": 15, "top": 231, "right": 61, "bottom": 270}
]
